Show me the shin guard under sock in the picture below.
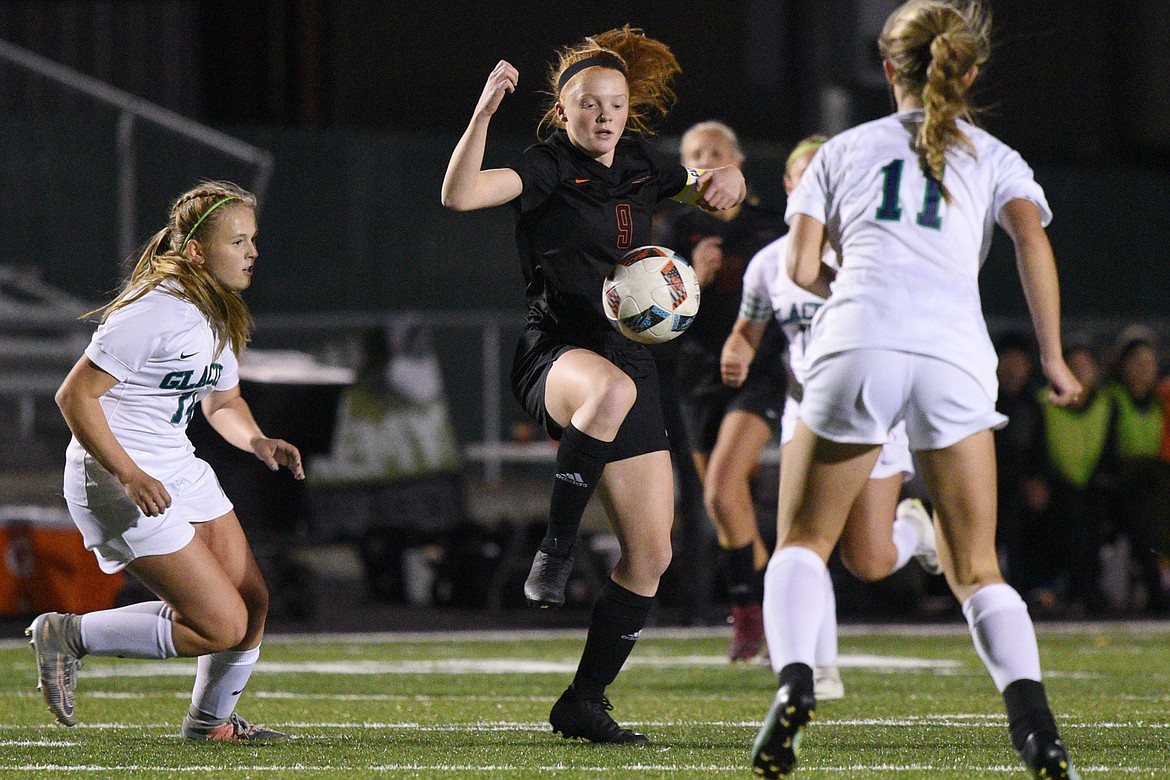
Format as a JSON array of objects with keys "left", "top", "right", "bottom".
[
  {"left": 543, "top": 424, "right": 613, "bottom": 556},
  {"left": 572, "top": 580, "right": 653, "bottom": 698}
]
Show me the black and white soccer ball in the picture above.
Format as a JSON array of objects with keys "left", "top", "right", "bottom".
[{"left": 602, "top": 245, "right": 700, "bottom": 345}]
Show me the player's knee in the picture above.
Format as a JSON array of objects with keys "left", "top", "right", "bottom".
[
  {"left": 703, "top": 481, "right": 739, "bottom": 526},
  {"left": 241, "top": 577, "right": 270, "bottom": 621},
  {"left": 839, "top": 548, "right": 896, "bottom": 582},
  {"left": 634, "top": 542, "right": 673, "bottom": 581},
  {"left": 192, "top": 601, "right": 250, "bottom": 652},
  {"left": 595, "top": 370, "right": 637, "bottom": 416}
]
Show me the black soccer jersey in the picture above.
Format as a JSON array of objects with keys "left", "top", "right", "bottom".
[
  {"left": 657, "top": 202, "right": 785, "bottom": 355},
  {"left": 508, "top": 131, "right": 689, "bottom": 335}
]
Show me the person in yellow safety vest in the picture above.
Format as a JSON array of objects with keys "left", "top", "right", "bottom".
[
  {"left": 1104, "top": 325, "right": 1170, "bottom": 613},
  {"left": 1038, "top": 341, "right": 1112, "bottom": 616}
]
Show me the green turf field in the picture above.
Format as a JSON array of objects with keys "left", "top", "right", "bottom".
[{"left": 1, "top": 623, "right": 1166, "bottom": 778}]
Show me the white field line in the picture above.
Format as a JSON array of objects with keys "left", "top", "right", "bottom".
[
  {"left": 4, "top": 619, "right": 1168, "bottom": 651},
  {"left": 0, "top": 717, "right": 1162, "bottom": 730},
  {"left": 67, "top": 653, "right": 963, "bottom": 679},
  {"left": 0, "top": 764, "right": 1155, "bottom": 774}
]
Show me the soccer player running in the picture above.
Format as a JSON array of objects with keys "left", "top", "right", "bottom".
[
  {"left": 721, "top": 135, "right": 940, "bottom": 701},
  {"left": 442, "top": 26, "right": 744, "bottom": 743},
  {"left": 750, "top": 2, "right": 1083, "bottom": 778},
  {"left": 30, "top": 181, "right": 301, "bottom": 741},
  {"left": 655, "top": 121, "right": 787, "bottom": 662}
]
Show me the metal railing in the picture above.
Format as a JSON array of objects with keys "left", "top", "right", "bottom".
[{"left": 0, "top": 37, "right": 274, "bottom": 261}]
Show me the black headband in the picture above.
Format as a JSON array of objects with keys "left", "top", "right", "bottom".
[{"left": 557, "top": 54, "right": 628, "bottom": 93}]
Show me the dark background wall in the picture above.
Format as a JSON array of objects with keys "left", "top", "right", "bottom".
[{"left": 1, "top": 1, "right": 1167, "bottom": 317}]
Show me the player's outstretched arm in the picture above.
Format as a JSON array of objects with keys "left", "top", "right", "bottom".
[
  {"left": 672, "top": 166, "right": 746, "bottom": 213},
  {"left": 1001, "top": 197, "right": 1082, "bottom": 407},
  {"left": 55, "top": 356, "right": 173, "bottom": 516},
  {"left": 441, "top": 60, "right": 524, "bottom": 211},
  {"left": 201, "top": 387, "right": 305, "bottom": 479}
]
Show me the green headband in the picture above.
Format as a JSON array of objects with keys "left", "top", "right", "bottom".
[
  {"left": 785, "top": 140, "right": 825, "bottom": 174},
  {"left": 180, "top": 196, "right": 240, "bottom": 253}
]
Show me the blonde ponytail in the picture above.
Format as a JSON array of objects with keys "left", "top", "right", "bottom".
[{"left": 879, "top": 0, "right": 991, "bottom": 195}]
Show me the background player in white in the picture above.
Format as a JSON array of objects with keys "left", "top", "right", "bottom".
[
  {"left": 28, "top": 181, "right": 303, "bottom": 741},
  {"left": 750, "top": 2, "right": 1083, "bottom": 778},
  {"left": 721, "top": 134, "right": 940, "bottom": 701}
]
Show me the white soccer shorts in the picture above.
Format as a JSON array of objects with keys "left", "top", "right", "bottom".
[
  {"left": 800, "top": 348, "right": 1007, "bottom": 451},
  {"left": 781, "top": 395, "right": 913, "bottom": 479},
  {"left": 66, "top": 457, "right": 234, "bottom": 574}
]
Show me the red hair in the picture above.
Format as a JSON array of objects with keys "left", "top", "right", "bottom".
[{"left": 539, "top": 25, "right": 681, "bottom": 138}]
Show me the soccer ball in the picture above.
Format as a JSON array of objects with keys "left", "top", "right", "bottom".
[{"left": 602, "top": 245, "right": 700, "bottom": 345}]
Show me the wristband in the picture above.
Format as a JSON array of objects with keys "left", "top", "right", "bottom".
[{"left": 671, "top": 167, "right": 708, "bottom": 205}]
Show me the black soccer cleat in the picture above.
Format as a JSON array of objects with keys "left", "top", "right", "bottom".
[
  {"left": 549, "top": 685, "right": 648, "bottom": 744},
  {"left": 1019, "top": 733, "right": 1081, "bottom": 780},
  {"left": 751, "top": 683, "right": 816, "bottom": 778},
  {"left": 524, "top": 549, "right": 575, "bottom": 608}
]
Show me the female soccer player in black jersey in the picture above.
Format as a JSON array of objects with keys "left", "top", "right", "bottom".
[
  {"left": 656, "top": 121, "right": 787, "bottom": 662},
  {"left": 442, "top": 26, "right": 745, "bottom": 743}
]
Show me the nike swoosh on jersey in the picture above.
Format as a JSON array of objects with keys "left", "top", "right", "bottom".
[
  {"left": 180, "top": 351, "right": 198, "bottom": 359},
  {"left": 574, "top": 178, "right": 590, "bottom": 184}
]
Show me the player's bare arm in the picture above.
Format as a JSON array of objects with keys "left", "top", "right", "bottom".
[
  {"left": 694, "top": 165, "right": 746, "bottom": 212},
  {"left": 201, "top": 387, "right": 305, "bottom": 479},
  {"left": 720, "top": 316, "right": 766, "bottom": 388},
  {"left": 55, "top": 356, "right": 172, "bottom": 516},
  {"left": 1001, "top": 197, "right": 1082, "bottom": 407},
  {"left": 786, "top": 213, "right": 833, "bottom": 298},
  {"left": 441, "top": 60, "right": 524, "bottom": 211},
  {"left": 690, "top": 236, "right": 724, "bottom": 287}
]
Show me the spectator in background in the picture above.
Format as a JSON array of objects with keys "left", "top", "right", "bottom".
[
  {"left": 992, "top": 332, "right": 1051, "bottom": 601},
  {"left": 1106, "top": 326, "right": 1164, "bottom": 462},
  {"left": 1159, "top": 372, "right": 1170, "bottom": 463},
  {"left": 1039, "top": 341, "right": 1111, "bottom": 615},
  {"left": 1103, "top": 325, "right": 1169, "bottom": 612}
]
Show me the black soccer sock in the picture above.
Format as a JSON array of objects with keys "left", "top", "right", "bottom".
[
  {"left": 777, "top": 662, "right": 814, "bottom": 694},
  {"left": 543, "top": 424, "right": 613, "bottom": 556},
  {"left": 572, "top": 579, "right": 654, "bottom": 699},
  {"left": 1003, "top": 678, "right": 1059, "bottom": 753},
  {"left": 721, "top": 542, "right": 762, "bottom": 606}
]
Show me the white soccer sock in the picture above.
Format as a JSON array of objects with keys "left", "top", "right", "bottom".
[
  {"left": 79, "top": 602, "right": 177, "bottom": 659},
  {"left": 891, "top": 517, "right": 919, "bottom": 572},
  {"left": 763, "top": 545, "right": 826, "bottom": 673},
  {"left": 189, "top": 645, "right": 261, "bottom": 723},
  {"left": 814, "top": 565, "right": 839, "bottom": 668},
  {"left": 104, "top": 600, "right": 175, "bottom": 618},
  {"left": 962, "top": 583, "right": 1042, "bottom": 692}
]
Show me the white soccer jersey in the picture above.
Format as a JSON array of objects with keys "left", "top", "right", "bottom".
[
  {"left": 64, "top": 284, "right": 240, "bottom": 504},
  {"left": 786, "top": 109, "right": 1051, "bottom": 400},
  {"left": 740, "top": 233, "right": 838, "bottom": 387}
]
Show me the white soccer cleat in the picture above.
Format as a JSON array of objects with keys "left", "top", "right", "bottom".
[
  {"left": 182, "top": 711, "right": 288, "bottom": 742},
  {"left": 813, "top": 665, "right": 845, "bottom": 701},
  {"left": 26, "top": 612, "right": 84, "bottom": 726},
  {"left": 897, "top": 498, "right": 943, "bottom": 575}
]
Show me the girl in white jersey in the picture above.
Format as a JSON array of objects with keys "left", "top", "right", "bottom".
[
  {"left": 750, "top": 3, "right": 1083, "bottom": 779},
  {"left": 27, "top": 181, "right": 303, "bottom": 742},
  {"left": 722, "top": 135, "right": 941, "bottom": 701}
]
